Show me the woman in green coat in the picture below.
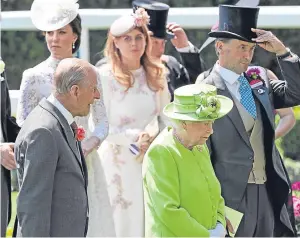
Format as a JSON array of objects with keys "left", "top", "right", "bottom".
[{"left": 143, "top": 84, "right": 233, "bottom": 237}]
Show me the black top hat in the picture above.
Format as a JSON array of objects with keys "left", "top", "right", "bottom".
[
  {"left": 208, "top": 5, "right": 260, "bottom": 42},
  {"left": 132, "top": 0, "right": 174, "bottom": 40}
]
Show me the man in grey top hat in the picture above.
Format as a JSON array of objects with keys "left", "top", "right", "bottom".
[{"left": 197, "top": 4, "right": 300, "bottom": 237}]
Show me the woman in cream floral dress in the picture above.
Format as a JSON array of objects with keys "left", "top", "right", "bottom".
[
  {"left": 97, "top": 8, "right": 170, "bottom": 237},
  {"left": 16, "top": 0, "right": 115, "bottom": 236}
]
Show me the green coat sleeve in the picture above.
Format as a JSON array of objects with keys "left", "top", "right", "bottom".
[
  {"left": 203, "top": 144, "right": 226, "bottom": 228},
  {"left": 143, "top": 145, "right": 210, "bottom": 237},
  {"left": 217, "top": 195, "right": 226, "bottom": 228}
]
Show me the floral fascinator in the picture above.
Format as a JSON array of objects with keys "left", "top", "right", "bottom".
[
  {"left": 31, "top": 0, "right": 79, "bottom": 31},
  {"left": 163, "top": 84, "right": 233, "bottom": 122},
  {"left": 110, "top": 8, "right": 150, "bottom": 37}
]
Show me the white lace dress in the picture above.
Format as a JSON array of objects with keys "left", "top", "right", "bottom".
[
  {"left": 97, "top": 65, "right": 170, "bottom": 237},
  {"left": 16, "top": 56, "right": 115, "bottom": 237}
]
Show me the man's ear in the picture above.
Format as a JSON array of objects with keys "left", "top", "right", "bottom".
[
  {"left": 216, "top": 41, "right": 223, "bottom": 54},
  {"left": 70, "top": 84, "right": 80, "bottom": 97}
]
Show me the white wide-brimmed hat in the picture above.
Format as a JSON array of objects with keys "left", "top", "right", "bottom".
[{"left": 30, "top": 0, "right": 79, "bottom": 31}]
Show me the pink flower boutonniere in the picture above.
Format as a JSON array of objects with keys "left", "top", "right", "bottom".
[
  {"left": 76, "top": 126, "right": 86, "bottom": 141},
  {"left": 246, "top": 68, "right": 264, "bottom": 89},
  {"left": 292, "top": 181, "right": 300, "bottom": 220}
]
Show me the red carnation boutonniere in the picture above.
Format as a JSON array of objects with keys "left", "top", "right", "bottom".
[
  {"left": 246, "top": 68, "right": 264, "bottom": 89},
  {"left": 76, "top": 126, "right": 86, "bottom": 141}
]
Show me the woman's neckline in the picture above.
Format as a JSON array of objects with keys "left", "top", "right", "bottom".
[
  {"left": 130, "top": 66, "right": 143, "bottom": 74},
  {"left": 170, "top": 128, "right": 203, "bottom": 152},
  {"left": 47, "top": 55, "right": 73, "bottom": 68}
]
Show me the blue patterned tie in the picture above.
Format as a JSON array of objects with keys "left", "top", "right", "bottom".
[{"left": 237, "top": 76, "right": 257, "bottom": 119}]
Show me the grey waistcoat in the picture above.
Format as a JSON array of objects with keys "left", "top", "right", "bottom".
[{"left": 232, "top": 96, "right": 267, "bottom": 184}]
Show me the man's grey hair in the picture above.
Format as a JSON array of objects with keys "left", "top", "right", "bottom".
[
  {"left": 54, "top": 58, "right": 92, "bottom": 94},
  {"left": 215, "top": 38, "right": 232, "bottom": 56}
]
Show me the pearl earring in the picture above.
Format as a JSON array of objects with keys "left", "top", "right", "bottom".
[{"left": 72, "top": 42, "right": 75, "bottom": 49}]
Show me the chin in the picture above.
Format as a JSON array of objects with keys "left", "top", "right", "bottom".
[
  {"left": 80, "top": 110, "right": 90, "bottom": 117},
  {"left": 241, "top": 64, "right": 249, "bottom": 72},
  {"left": 132, "top": 51, "right": 143, "bottom": 57},
  {"left": 198, "top": 138, "right": 208, "bottom": 145}
]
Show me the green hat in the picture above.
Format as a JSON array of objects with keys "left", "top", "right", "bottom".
[{"left": 163, "top": 84, "right": 233, "bottom": 121}]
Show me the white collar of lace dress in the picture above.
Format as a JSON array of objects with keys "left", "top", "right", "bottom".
[{"left": 47, "top": 56, "right": 62, "bottom": 69}]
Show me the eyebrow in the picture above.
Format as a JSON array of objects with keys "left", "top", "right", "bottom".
[
  {"left": 124, "top": 33, "right": 143, "bottom": 37},
  {"left": 240, "top": 44, "right": 256, "bottom": 49}
]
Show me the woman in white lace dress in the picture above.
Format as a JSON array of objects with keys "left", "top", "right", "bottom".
[
  {"left": 16, "top": 0, "right": 115, "bottom": 236},
  {"left": 97, "top": 8, "right": 170, "bottom": 237}
]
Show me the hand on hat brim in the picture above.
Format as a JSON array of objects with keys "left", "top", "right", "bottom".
[
  {"left": 251, "top": 28, "right": 287, "bottom": 55},
  {"left": 166, "top": 22, "right": 189, "bottom": 49}
]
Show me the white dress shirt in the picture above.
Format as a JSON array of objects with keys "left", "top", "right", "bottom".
[
  {"left": 47, "top": 94, "right": 74, "bottom": 126},
  {"left": 215, "top": 62, "right": 243, "bottom": 101}
]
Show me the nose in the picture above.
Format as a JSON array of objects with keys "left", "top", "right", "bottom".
[
  {"left": 207, "top": 123, "right": 214, "bottom": 135},
  {"left": 52, "top": 32, "right": 59, "bottom": 42},
  {"left": 131, "top": 38, "right": 139, "bottom": 47},
  {"left": 244, "top": 50, "right": 253, "bottom": 62}
]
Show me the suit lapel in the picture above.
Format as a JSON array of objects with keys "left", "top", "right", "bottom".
[
  {"left": 38, "top": 99, "right": 85, "bottom": 178},
  {"left": 78, "top": 141, "right": 88, "bottom": 188},
  {"left": 245, "top": 75, "right": 275, "bottom": 129},
  {"left": 206, "top": 68, "right": 252, "bottom": 149}
]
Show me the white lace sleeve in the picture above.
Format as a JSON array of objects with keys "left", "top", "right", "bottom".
[
  {"left": 158, "top": 77, "right": 171, "bottom": 129},
  {"left": 90, "top": 71, "right": 109, "bottom": 142},
  {"left": 16, "top": 69, "right": 40, "bottom": 126}
]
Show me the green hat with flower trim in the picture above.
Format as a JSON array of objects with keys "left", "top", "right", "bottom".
[{"left": 163, "top": 84, "right": 233, "bottom": 121}]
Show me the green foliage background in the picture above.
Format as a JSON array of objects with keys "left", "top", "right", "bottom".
[{"left": 2, "top": 0, "right": 300, "bottom": 89}]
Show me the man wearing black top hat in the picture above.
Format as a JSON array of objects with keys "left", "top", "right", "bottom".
[
  {"left": 132, "top": 0, "right": 193, "bottom": 101},
  {"left": 197, "top": 5, "right": 300, "bottom": 237},
  {"left": 0, "top": 58, "right": 20, "bottom": 237}
]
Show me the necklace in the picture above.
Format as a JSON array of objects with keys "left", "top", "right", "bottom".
[
  {"left": 172, "top": 130, "right": 193, "bottom": 151},
  {"left": 172, "top": 130, "right": 203, "bottom": 152}
]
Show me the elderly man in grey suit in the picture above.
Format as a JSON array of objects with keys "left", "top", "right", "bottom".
[
  {"left": 14, "top": 58, "right": 100, "bottom": 237},
  {"left": 196, "top": 5, "right": 300, "bottom": 237}
]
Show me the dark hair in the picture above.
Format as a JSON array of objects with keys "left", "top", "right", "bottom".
[{"left": 70, "top": 14, "right": 82, "bottom": 53}]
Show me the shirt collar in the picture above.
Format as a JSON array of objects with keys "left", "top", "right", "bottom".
[
  {"left": 47, "top": 94, "right": 74, "bottom": 125},
  {"left": 215, "top": 61, "right": 243, "bottom": 85}
]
